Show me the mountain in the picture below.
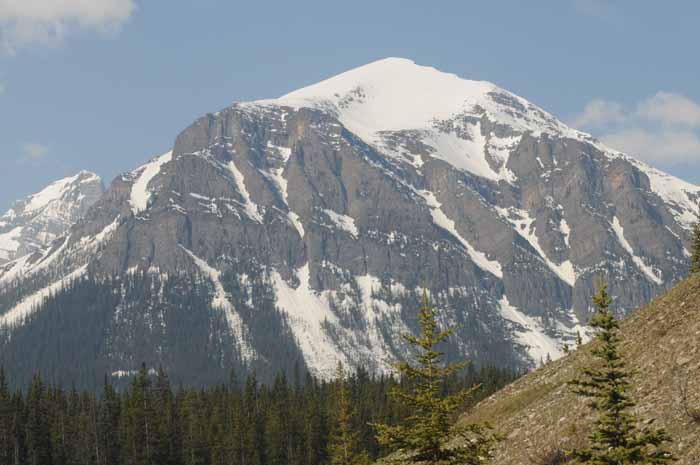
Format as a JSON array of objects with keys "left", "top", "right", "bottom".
[
  {"left": 461, "top": 274, "right": 700, "bottom": 464},
  {"left": 0, "top": 171, "right": 104, "bottom": 266},
  {"left": 1, "top": 58, "right": 698, "bottom": 388}
]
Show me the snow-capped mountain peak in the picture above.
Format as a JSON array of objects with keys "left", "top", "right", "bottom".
[
  {"left": 254, "top": 57, "right": 699, "bottom": 226},
  {"left": 2, "top": 58, "right": 700, "bottom": 384},
  {"left": 0, "top": 171, "right": 104, "bottom": 265},
  {"left": 271, "top": 57, "right": 588, "bottom": 139},
  {"left": 247, "top": 58, "right": 591, "bottom": 183}
]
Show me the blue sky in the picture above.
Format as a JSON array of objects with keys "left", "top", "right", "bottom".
[{"left": 1, "top": 0, "right": 699, "bottom": 210}]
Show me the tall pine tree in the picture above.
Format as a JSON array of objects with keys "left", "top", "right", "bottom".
[
  {"left": 569, "top": 281, "right": 675, "bottom": 464},
  {"left": 372, "top": 292, "right": 499, "bottom": 465},
  {"left": 690, "top": 221, "right": 700, "bottom": 275},
  {"left": 0, "top": 367, "right": 12, "bottom": 465},
  {"left": 329, "top": 363, "right": 370, "bottom": 465},
  {"left": 25, "top": 375, "right": 51, "bottom": 465},
  {"left": 98, "top": 377, "right": 121, "bottom": 465}
]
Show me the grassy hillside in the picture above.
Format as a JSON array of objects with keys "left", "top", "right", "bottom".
[{"left": 461, "top": 275, "right": 700, "bottom": 464}]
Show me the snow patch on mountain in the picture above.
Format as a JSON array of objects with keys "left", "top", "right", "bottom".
[
  {"left": 421, "top": 190, "right": 503, "bottom": 278},
  {"left": 354, "top": 274, "right": 408, "bottom": 372},
  {"left": 78, "top": 217, "right": 120, "bottom": 249},
  {"left": 180, "top": 246, "right": 254, "bottom": 362},
  {"left": 323, "top": 209, "right": 359, "bottom": 238},
  {"left": 130, "top": 151, "right": 173, "bottom": 214},
  {"left": 225, "top": 160, "right": 263, "bottom": 223},
  {"left": 498, "top": 207, "right": 576, "bottom": 286},
  {"left": 560, "top": 218, "right": 571, "bottom": 248},
  {"left": 630, "top": 162, "right": 700, "bottom": 229},
  {"left": 262, "top": 142, "right": 305, "bottom": 237},
  {"left": 0, "top": 254, "right": 33, "bottom": 285},
  {"left": 272, "top": 264, "right": 348, "bottom": 377},
  {"left": 425, "top": 125, "right": 500, "bottom": 181},
  {"left": 611, "top": 217, "right": 663, "bottom": 285},
  {"left": 23, "top": 171, "right": 100, "bottom": 215},
  {"left": 288, "top": 212, "right": 305, "bottom": 238},
  {"left": 0, "top": 227, "right": 23, "bottom": 261},
  {"left": 0, "top": 265, "right": 88, "bottom": 328},
  {"left": 499, "top": 295, "right": 562, "bottom": 363}
]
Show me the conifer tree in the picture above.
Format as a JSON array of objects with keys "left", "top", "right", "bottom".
[
  {"left": 690, "top": 221, "right": 700, "bottom": 274},
  {"left": 0, "top": 367, "right": 12, "bottom": 465},
  {"left": 98, "top": 377, "right": 121, "bottom": 465},
  {"left": 25, "top": 375, "right": 51, "bottom": 465},
  {"left": 329, "top": 363, "right": 370, "bottom": 465},
  {"left": 149, "top": 367, "right": 177, "bottom": 465},
  {"left": 126, "top": 364, "right": 155, "bottom": 465},
  {"left": 569, "top": 281, "right": 675, "bottom": 464},
  {"left": 265, "top": 373, "right": 292, "bottom": 465},
  {"left": 303, "top": 374, "right": 327, "bottom": 465},
  {"left": 181, "top": 390, "right": 207, "bottom": 465},
  {"left": 372, "top": 292, "right": 499, "bottom": 465}
]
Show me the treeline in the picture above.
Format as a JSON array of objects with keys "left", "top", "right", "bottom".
[{"left": 0, "top": 364, "right": 517, "bottom": 465}]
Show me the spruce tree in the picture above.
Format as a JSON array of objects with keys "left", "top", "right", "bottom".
[
  {"left": 372, "top": 292, "right": 499, "bottom": 465},
  {"left": 329, "top": 363, "right": 370, "bottom": 465},
  {"left": 98, "top": 377, "right": 121, "bottom": 465},
  {"left": 569, "top": 281, "right": 675, "bottom": 464},
  {"left": 690, "top": 221, "right": 700, "bottom": 275},
  {"left": 265, "top": 373, "right": 292, "bottom": 465},
  {"left": 0, "top": 367, "right": 12, "bottom": 465},
  {"left": 25, "top": 375, "right": 51, "bottom": 465}
]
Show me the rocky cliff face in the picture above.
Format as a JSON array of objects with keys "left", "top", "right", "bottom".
[
  {"left": 0, "top": 171, "right": 104, "bottom": 265},
  {"left": 1, "top": 58, "right": 698, "bottom": 385}
]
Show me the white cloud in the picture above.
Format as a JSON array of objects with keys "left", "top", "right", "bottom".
[
  {"left": 602, "top": 128, "right": 700, "bottom": 165},
  {"left": 573, "top": 0, "right": 616, "bottom": 18},
  {"left": 21, "top": 142, "right": 49, "bottom": 162},
  {"left": 0, "top": 0, "right": 135, "bottom": 52},
  {"left": 636, "top": 92, "right": 700, "bottom": 127},
  {"left": 570, "top": 99, "right": 626, "bottom": 129},
  {"left": 570, "top": 92, "right": 700, "bottom": 166}
]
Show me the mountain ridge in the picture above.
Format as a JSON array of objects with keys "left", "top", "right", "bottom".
[
  {"left": 0, "top": 170, "right": 104, "bottom": 266},
  {"left": 0, "top": 58, "right": 698, "bottom": 385}
]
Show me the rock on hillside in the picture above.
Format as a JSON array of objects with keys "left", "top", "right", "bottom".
[{"left": 461, "top": 275, "right": 700, "bottom": 464}]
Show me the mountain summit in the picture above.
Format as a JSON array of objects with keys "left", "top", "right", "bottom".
[
  {"left": 0, "top": 171, "right": 103, "bottom": 265},
  {"left": 1, "top": 59, "right": 698, "bottom": 387}
]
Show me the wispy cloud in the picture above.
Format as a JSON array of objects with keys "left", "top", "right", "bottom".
[
  {"left": 572, "top": 0, "right": 616, "bottom": 18},
  {"left": 570, "top": 99, "right": 626, "bottom": 129},
  {"left": 569, "top": 92, "right": 700, "bottom": 166},
  {"left": 0, "top": 0, "right": 136, "bottom": 53},
  {"left": 636, "top": 92, "right": 700, "bottom": 127},
  {"left": 20, "top": 142, "right": 49, "bottom": 163}
]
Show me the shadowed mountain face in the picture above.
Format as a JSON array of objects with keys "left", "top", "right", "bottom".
[
  {"left": 1, "top": 58, "right": 698, "bottom": 386},
  {"left": 461, "top": 275, "right": 700, "bottom": 464}
]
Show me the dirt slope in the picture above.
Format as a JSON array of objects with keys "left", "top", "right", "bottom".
[{"left": 461, "top": 275, "right": 700, "bottom": 464}]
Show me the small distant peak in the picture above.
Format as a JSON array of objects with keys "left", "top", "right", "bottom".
[
  {"left": 74, "top": 170, "right": 101, "bottom": 181},
  {"left": 365, "top": 57, "right": 417, "bottom": 67}
]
